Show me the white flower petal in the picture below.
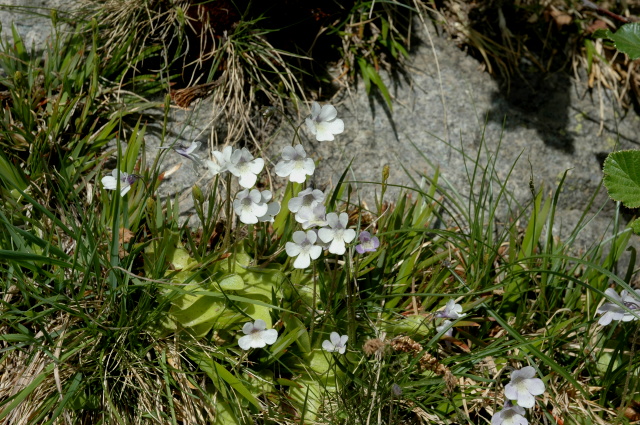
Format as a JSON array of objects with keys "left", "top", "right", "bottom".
[
  {"left": 292, "top": 231, "right": 307, "bottom": 244},
  {"left": 238, "top": 335, "right": 253, "bottom": 350},
  {"left": 342, "top": 228, "right": 356, "bottom": 243},
  {"left": 101, "top": 176, "right": 117, "bottom": 190},
  {"left": 275, "top": 161, "right": 295, "bottom": 177},
  {"left": 322, "top": 339, "right": 335, "bottom": 352},
  {"left": 262, "top": 328, "right": 278, "bottom": 345},
  {"left": 318, "top": 104, "right": 338, "bottom": 121},
  {"left": 253, "top": 319, "right": 267, "bottom": 331},
  {"left": 293, "top": 252, "right": 311, "bottom": 269},
  {"left": 286, "top": 241, "right": 302, "bottom": 257},
  {"left": 308, "top": 245, "right": 322, "bottom": 260}
]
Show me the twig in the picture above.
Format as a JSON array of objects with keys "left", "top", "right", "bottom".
[{"left": 582, "top": 0, "right": 637, "bottom": 24}]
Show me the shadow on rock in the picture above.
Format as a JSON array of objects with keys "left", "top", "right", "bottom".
[{"left": 488, "top": 68, "right": 575, "bottom": 154}]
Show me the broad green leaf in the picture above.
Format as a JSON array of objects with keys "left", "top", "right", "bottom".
[
  {"left": 169, "top": 246, "right": 197, "bottom": 270},
  {"left": 603, "top": 150, "right": 640, "bottom": 208},
  {"left": 170, "top": 297, "right": 227, "bottom": 327},
  {"left": 607, "top": 22, "right": 640, "bottom": 60},
  {"left": 219, "top": 274, "right": 245, "bottom": 290},
  {"left": 245, "top": 302, "right": 272, "bottom": 328}
]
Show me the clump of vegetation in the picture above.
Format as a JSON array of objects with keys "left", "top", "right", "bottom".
[
  {"left": 1, "top": 4, "right": 639, "bottom": 425},
  {"left": 79, "top": 0, "right": 416, "bottom": 145}
]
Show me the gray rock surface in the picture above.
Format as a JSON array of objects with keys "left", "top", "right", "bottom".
[{"left": 0, "top": 1, "right": 78, "bottom": 51}]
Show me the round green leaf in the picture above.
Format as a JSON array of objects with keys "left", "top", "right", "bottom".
[
  {"left": 609, "top": 22, "right": 640, "bottom": 60},
  {"left": 603, "top": 150, "right": 640, "bottom": 208}
]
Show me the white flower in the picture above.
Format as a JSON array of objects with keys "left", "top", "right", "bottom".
[
  {"left": 101, "top": 169, "right": 138, "bottom": 197},
  {"left": 295, "top": 203, "right": 328, "bottom": 229},
  {"left": 436, "top": 319, "right": 454, "bottom": 338},
  {"left": 228, "top": 147, "right": 264, "bottom": 188},
  {"left": 159, "top": 141, "right": 202, "bottom": 166},
  {"left": 318, "top": 212, "right": 356, "bottom": 255},
  {"left": 275, "top": 144, "right": 315, "bottom": 183},
  {"left": 256, "top": 190, "right": 281, "bottom": 223},
  {"left": 596, "top": 288, "right": 640, "bottom": 326},
  {"left": 288, "top": 187, "right": 325, "bottom": 214},
  {"left": 322, "top": 332, "right": 348, "bottom": 354},
  {"left": 305, "top": 101, "right": 345, "bottom": 142},
  {"left": 233, "top": 189, "right": 269, "bottom": 224},
  {"left": 238, "top": 319, "right": 278, "bottom": 350},
  {"left": 491, "top": 402, "right": 528, "bottom": 425},
  {"left": 436, "top": 299, "right": 465, "bottom": 320},
  {"left": 285, "top": 230, "right": 322, "bottom": 269},
  {"left": 504, "top": 366, "right": 545, "bottom": 408},
  {"left": 206, "top": 145, "right": 235, "bottom": 176}
]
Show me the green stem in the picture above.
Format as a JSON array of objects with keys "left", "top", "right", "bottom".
[
  {"left": 346, "top": 250, "right": 356, "bottom": 342},
  {"left": 310, "top": 262, "right": 318, "bottom": 342}
]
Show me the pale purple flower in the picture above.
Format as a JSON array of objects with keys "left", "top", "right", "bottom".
[
  {"left": 101, "top": 169, "right": 138, "bottom": 197},
  {"left": 295, "top": 203, "right": 328, "bottom": 229},
  {"left": 596, "top": 288, "right": 640, "bottom": 326},
  {"left": 256, "top": 190, "right": 281, "bottom": 223},
  {"left": 228, "top": 147, "right": 264, "bottom": 188},
  {"left": 435, "top": 299, "right": 465, "bottom": 320},
  {"left": 504, "top": 366, "right": 545, "bottom": 408},
  {"left": 436, "top": 319, "right": 454, "bottom": 338},
  {"left": 275, "top": 144, "right": 315, "bottom": 183},
  {"left": 238, "top": 319, "right": 278, "bottom": 350},
  {"left": 159, "top": 141, "right": 202, "bottom": 166},
  {"left": 305, "top": 101, "right": 345, "bottom": 142},
  {"left": 206, "top": 145, "right": 235, "bottom": 176},
  {"left": 288, "top": 188, "right": 325, "bottom": 214},
  {"left": 285, "top": 230, "right": 323, "bottom": 269},
  {"left": 391, "top": 384, "right": 403, "bottom": 396},
  {"left": 491, "top": 401, "right": 528, "bottom": 425},
  {"left": 322, "top": 332, "right": 348, "bottom": 354},
  {"left": 355, "top": 231, "right": 380, "bottom": 254},
  {"left": 233, "top": 189, "right": 269, "bottom": 224},
  {"left": 318, "top": 212, "right": 356, "bottom": 255}
]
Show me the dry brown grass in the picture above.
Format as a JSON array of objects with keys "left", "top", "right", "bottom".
[{"left": 81, "top": 0, "right": 308, "bottom": 151}]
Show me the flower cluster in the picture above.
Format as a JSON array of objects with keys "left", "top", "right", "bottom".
[
  {"left": 492, "top": 366, "right": 546, "bottom": 425},
  {"left": 285, "top": 193, "right": 361, "bottom": 267},
  {"left": 595, "top": 287, "right": 640, "bottom": 326},
  {"left": 207, "top": 146, "right": 265, "bottom": 189}
]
